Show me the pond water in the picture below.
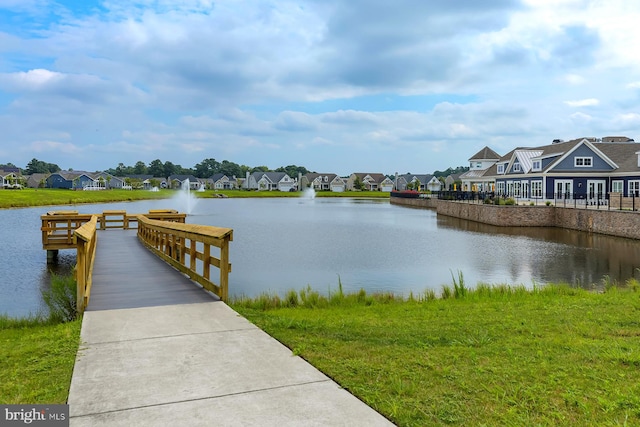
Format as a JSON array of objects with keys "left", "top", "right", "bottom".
[{"left": 2, "top": 197, "right": 640, "bottom": 317}]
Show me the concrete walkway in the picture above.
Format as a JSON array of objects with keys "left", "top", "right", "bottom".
[{"left": 68, "top": 301, "right": 394, "bottom": 426}]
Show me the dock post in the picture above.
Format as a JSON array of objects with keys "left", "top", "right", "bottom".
[{"left": 46, "top": 249, "right": 59, "bottom": 263}]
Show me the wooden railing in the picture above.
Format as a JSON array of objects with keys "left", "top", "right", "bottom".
[
  {"left": 73, "top": 216, "right": 98, "bottom": 313},
  {"left": 42, "top": 210, "right": 186, "bottom": 251},
  {"left": 137, "top": 216, "right": 233, "bottom": 302},
  {"left": 41, "top": 211, "right": 94, "bottom": 252}
]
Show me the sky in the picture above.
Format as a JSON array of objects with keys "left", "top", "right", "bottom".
[{"left": 1, "top": 0, "right": 639, "bottom": 176}]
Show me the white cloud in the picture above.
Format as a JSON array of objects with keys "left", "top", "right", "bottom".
[
  {"left": 563, "top": 74, "right": 586, "bottom": 85},
  {"left": 0, "top": 0, "right": 639, "bottom": 174},
  {"left": 564, "top": 98, "right": 600, "bottom": 107}
]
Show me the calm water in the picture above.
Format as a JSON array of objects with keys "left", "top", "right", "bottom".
[{"left": 2, "top": 197, "right": 640, "bottom": 317}]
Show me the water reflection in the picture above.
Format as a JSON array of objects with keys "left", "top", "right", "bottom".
[
  {"left": 2, "top": 198, "right": 640, "bottom": 318},
  {"left": 437, "top": 216, "right": 640, "bottom": 288}
]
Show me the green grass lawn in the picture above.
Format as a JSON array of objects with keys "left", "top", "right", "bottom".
[
  {"left": 231, "top": 285, "right": 640, "bottom": 426},
  {"left": 0, "top": 316, "right": 82, "bottom": 404},
  {"left": 0, "top": 188, "right": 172, "bottom": 208},
  {"left": 0, "top": 188, "right": 389, "bottom": 208}
]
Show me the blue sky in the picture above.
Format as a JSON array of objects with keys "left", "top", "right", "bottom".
[{"left": 1, "top": 0, "right": 639, "bottom": 176}]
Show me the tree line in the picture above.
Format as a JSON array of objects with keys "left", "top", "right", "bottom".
[
  {"left": 104, "top": 159, "right": 311, "bottom": 179},
  {"left": 2, "top": 158, "right": 311, "bottom": 180}
]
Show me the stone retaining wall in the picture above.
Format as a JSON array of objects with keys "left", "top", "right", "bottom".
[{"left": 390, "top": 197, "right": 640, "bottom": 240}]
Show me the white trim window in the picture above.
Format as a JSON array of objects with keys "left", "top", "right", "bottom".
[
  {"left": 574, "top": 157, "right": 593, "bottom": 167},
  {"left": 532, "top": 160, "right": 541, "bottom": 171},
  {"left": 612, "top": 180, "right": 623, "bottom": 193},
  {"left": 531, "top": 181, "right": 543, "bottom": 198},
  {"left": 513, "top": 181, "right": 522, "bottom": 197},
  {"left": 497, "top": 181, "right": 505, "bottom": 195},
  {"left": 513, "top": 163, "right": 521, "bottom": 173},
  {"left": 629, "top": 181, "right": 640, "bottom": 197},
  {"left": 497, "top": 164, "right": 505, "bottom": 174}
]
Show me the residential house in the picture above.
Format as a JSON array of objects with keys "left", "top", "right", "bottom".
[
  {"left": 244, "top": 172, "right": 296, "bottom": 192},
  {"left": 25, "top": 173, "right": 50, "bottom": 189},
  {"left": 1, "top": 169, "right": 23, "bottom": 189},
  {"left": 490, "top": 136, "right": 640, "bottom": 203},
  {"left": 459, "top": 146, "right": 501, "bottom": 192},
  {"left": 346, "top": 173, "right": 394, "bottom": 192},
  {"left": 46, "top": 171, "right": 96, "bottom": 189},
  {"left": 92, "top": 172, "right": 126, "bottom": 189},
  {"left": 1, "top": 168, "right": 23, "bottom": 189},
  {"left": 125, "top": 174, "right": 168, "bottom": 190},
  {"left": 444, "top": 173, "right": 463, "bottom": 191},
  {"left": 210, "top": 173, "right": 239, "bottom": 190},
  {"left": 395, "top": 174, "right": 442, "bottom": 192},
  {"left": 300, "top": 173, "right": 346, "bottom": 192},
  {"left": 168, "top": 174, "right": 202, "bottom": 190}
]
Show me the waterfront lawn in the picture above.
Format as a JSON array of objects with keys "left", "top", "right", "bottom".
[
  {"left": 0, "top": 188, "right": 390, "bottom": 208},
  {"left": 231, "top": 285, "right": 640, "bottom": 426},
  {"left": 0, "top": 316, "right": 82, "bottom": 403},
  {"left": 0, "top": 188, "right": 172, "bottom": 208}
]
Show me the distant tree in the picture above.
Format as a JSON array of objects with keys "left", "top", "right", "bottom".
[
  {"left": 353, "top": 176, "right": 364, "bottom": 191},
  {"left": 148, "top": 159, "right": 165, "bottom": 177},
  {"left": 219, "top": 160, "right": 243, "bottom": 178},
  {"left": 25, "top": 158, "right": 60, "bottom": 174},
  {"left": 433, "top": 166, "right": 469, "bottom": 178},
  {"left": 194, "top": 158, "right": 221, "bottom": 178},
  {"left": 163, "top": 161, "right": 177, "bottom": 178},
  {"left": 251, "top": 165, "right": 270, "bottom": 173},
  {"left": 0, "top": 162, "right": 17, "bottom": 169},
  {"left": 133, "top": 161, "right": 147, "bottom": 175},
  {"left": 276, "top": 165, "right": 309, "bottom": 178}
]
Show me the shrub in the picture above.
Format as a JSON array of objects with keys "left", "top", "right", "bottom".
[
  {"left": 41, "top": 273, "right": 77, "bottom": 322},
  {"left": 504, "top": 198, "right": 516, "bottom": 205}
]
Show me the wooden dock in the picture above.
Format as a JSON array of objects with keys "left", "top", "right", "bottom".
[
  {"left": 41, "top": 209, "right": 233, "bottom": 311},
  {"left": 88, "top": 230, "right": 216, "bottom": 311}
]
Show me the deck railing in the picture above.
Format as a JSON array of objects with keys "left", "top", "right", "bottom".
[
  {"left": 73, "top": 216, "right": 98, "bottom": 313},
  {"left": 41, "top": 210, "right": 187, "bottom": 252},
  {"left": 136, "top": 216, "right": 233, "bottom": 302}
]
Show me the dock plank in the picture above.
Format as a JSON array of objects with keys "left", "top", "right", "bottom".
[{"left": 87, "top": 230, "right": 216, "bottom": 311}]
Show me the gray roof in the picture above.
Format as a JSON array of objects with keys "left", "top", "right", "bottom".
[
  {"left": 469, "top": 146, "right": 501, "bottom": 161},
  {"left": 251, "top": 172, "right": 290, "bottom": 182}
]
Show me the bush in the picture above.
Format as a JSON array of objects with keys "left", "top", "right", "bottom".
[
  {"left": 504, "top": 198, "right": 516, "bottom": 205},
  {"left": 41, "top": 274, "right": 77, "bottom": 322}
]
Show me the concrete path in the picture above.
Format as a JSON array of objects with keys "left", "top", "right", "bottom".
[{"left": 67, "top": 301, "right": 394, "bottom": 426}]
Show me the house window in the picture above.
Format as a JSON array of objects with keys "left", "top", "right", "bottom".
[
  {"left": 612, "top": 180, "right": 623, "bottom": 193},
  {"left": 513, "top": 163, "right": 521, "bottom": 173},
  {"left": 497, "top": 164, "right": 504, "bottom": 174},
  {"left": 532, "top": 160, "right": 541, "bottom": 171},
  {"left": 513, "top": 181, "right": 522, "bottom": 197},
  {"left": 629, "top": 181, "right": 640, "bottom": 197},
  {"left": 531, "top": 181, "right": 543, "bottom": 198},
  {"left": 574, "top": 157, "right": 593, "bottom": 167}
]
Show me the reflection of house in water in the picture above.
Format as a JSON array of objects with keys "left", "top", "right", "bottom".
[{"left": 437, "top": 215, "right": 640, "bottom": 287}]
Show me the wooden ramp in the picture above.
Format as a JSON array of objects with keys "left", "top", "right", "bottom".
[{"left": 87, "top": 230, "right": 216, "bottom": 311}]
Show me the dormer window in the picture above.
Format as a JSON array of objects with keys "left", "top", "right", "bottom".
[
  {"left": 497, "top": 164, "right": 505, "bottom": 174},
  {"left": 575, "top": 157, "right": 592, "bottom": 167},
  {"left": 513, "top": 163, "right": 521, "bottom": 172},
  {"left": 532, "top": 160, "right": 541, "bottom": 171}
]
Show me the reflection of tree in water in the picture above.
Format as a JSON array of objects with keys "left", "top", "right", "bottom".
[{"left": 437, "top": 216, "right": 640, "bottom": 288}]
